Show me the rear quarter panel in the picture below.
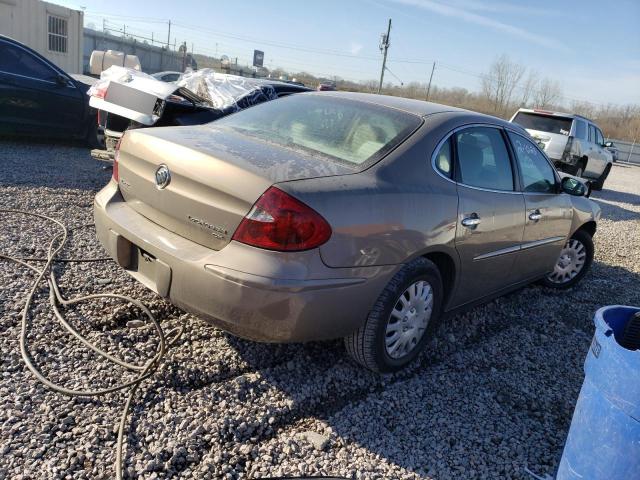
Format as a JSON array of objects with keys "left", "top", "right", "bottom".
[{"left": 278, "top": 119, "right": 460, "bottom": 269}]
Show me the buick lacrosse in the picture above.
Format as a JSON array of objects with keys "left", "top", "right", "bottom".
[{"left": 94, "top": 92, "right": 600, "bottom": 372}]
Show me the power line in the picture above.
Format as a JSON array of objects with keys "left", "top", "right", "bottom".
[{"left": 83, "top": 10, "right": 629, "bottom": 108}]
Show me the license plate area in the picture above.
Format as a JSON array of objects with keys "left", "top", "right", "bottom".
[{"left": 109, "top": 230, "right": 172, "bottom": 297}]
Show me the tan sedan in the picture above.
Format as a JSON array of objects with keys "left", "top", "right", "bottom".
[{"left": 94, "top": 92, "right": 600, "bottom": 372}]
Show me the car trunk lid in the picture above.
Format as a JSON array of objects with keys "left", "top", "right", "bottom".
[{"left": 116, "top": 124, "right": 355, "bottom": 250}]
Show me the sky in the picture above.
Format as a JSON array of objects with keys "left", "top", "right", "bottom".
[{"left": 54, "top": 0, "right": 640, "bottom": 106}]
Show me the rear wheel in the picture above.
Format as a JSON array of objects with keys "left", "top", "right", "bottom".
[
  {"left": 541, "top": 229, "right": 594, "bottom": 289},
  {"left": 344, "top": 258, "right": 443, "bottom": 373},
  {"left": 591, "top": 163, "right": 611, "bottom": 191}
]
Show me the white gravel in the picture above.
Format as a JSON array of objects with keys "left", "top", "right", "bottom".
[{"left": 1, "top": 140, "right": 639, "bottom": 480}]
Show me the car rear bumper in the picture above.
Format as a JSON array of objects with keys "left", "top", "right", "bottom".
[{"left": 94, "top": 181, "right": 397, "bottom": 342}]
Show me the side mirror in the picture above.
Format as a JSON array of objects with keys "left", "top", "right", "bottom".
[
  {"left": 604, "top": 141, "right": 612, "bottom": 148},
  {"left": 54, "top": 74, "right": 69, "bottom": 87},
  {"left": 561, "top": 176, "right": 587, "bottom": 197}
]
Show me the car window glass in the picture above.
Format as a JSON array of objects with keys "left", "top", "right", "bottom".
[
  {"left": 589, "top": 125, "right": 596, "bottom": 143},
  {"left": 434, "top": 138, "right": 452, "bottom": 178},
  {"left": 455, "top": 127, "right": 513, "bottom": 191},
  {"left": 508, "top": 132, "right": 556, "bottom": 193},
  {"left": 574, "top": 119, "right": 586, "bottom": 139},
  {"left": 0, "top": 42, "right": 56, "bottom": 80},
  {"left": 217, "top": 95, "right": 421, "bottom": 166},
  {"left": 512, "top": 112, "right": 572, "bottom": 135},
  {"left": 596, "top": 128, "right": 604, "bottom": 145}
]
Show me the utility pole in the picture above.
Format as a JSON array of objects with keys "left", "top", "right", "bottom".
[
  {"left": 167, "top": 20, "right": 171, "bottom": 49},
  {"left": 628, "top": 138, "right": 636, "bottom": 163},
  {"left": 378, "top": 18, "right": 391, "bottom": 94},
  {"left": 425, "top": 61, "right": 436, "bottom": 101}
]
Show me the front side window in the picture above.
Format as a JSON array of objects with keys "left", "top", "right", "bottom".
[
  {"left": 508, "top": 132, "right": 557, "bottom": 193},
  {"left": 589, "top": 125, "right": 596, "bottom": 143},
  {"left": 216, "top": 95, "right": 422, "bottom": 166},
  {"left": 455, "top": 127, "right": 513, "bottom": 191},
  {"left": 48, "top": 15, "right": 68, "bottom": 53},
  {"left": 574, "top": 119, "right": 586, "bottom": 139},
  {"left": 434, "top": 137, "right": 453, "bottom": 178},
  {"left": 0, "top": 41, "right": 56, "bottom": 80},
  {"left": 595, "top": 128, "right": 604, "bottom": 146}
]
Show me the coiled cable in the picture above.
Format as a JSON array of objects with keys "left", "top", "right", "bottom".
[{"left": 0, "top": 209, "right": 183, "bottom": 479}]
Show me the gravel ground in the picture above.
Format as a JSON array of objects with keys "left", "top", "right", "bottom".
[{"left": 1, "top": 140, "right": 639, "bottom": 480}]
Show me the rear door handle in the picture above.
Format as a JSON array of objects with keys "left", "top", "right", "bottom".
[
  {"left": 461, "top": 214, "right": 481, "bottom": 228},
  {"left": 529, "top": 210, "right": 542, "bottom": 222}
]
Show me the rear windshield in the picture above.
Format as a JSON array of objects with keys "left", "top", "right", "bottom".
[
  {"left": 513, "top": 112, "right": 573, "bottom": 136},
  {"left": 215, "top": 94, "right": 422, "bottom": 166}
]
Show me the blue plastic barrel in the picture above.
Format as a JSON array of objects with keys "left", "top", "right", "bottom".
[{"left": 556, "top": 305, "right": 640, "bottom": 480}]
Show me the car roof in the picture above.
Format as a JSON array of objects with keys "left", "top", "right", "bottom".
[
  {"left": 308, "top": 91, "right": 516, "bottom": 128},
  {"left": 312, "top": 91, "right": 467, "bottom": 116}
]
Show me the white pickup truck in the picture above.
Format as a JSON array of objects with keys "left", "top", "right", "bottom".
[{"left": 510, "top": 108, "right": 613, "bottom": 190}]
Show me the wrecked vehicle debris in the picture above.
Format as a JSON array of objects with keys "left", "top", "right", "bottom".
[{"left": 88, "top": 67, "right": 311, "bottom": 161}]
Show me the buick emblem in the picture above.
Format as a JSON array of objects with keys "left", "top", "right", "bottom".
[{"left": 155, "top": 165, "right": 171, "bottom": 189}]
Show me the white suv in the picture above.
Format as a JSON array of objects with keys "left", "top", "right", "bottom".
[{"left": 510, "top": 108, "right": 612, "bottom": 190}]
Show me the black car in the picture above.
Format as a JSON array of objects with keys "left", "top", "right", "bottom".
[{"left": 0, "top": 35, "right": 99, "bottom": 146}]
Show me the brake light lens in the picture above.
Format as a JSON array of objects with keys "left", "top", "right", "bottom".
[
  {"left": 562, "top": 135, "right": 574, "bottom": 162},
  {"left": 90, "top": 82, "right": 109, "bottom": 100},
  {"left": 232, "top": 187, "right": 332, "bottom": 251},
  {"left": 112, "top": 138, "right": 121, "bottom": 182}
]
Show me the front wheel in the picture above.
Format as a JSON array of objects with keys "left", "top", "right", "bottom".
[
  {"left": 344, "top": 258, "right": 443, "bottom": 373},
  {"left": 541, "top": 229, "right": 594, "bottom": 289}
]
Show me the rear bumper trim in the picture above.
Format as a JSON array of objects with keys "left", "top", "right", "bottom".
[{"left": 204, "top": 264, "right": 366, "bottom": 292}]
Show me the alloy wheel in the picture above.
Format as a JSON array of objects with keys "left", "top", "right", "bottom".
[
  {"left": 547, "top": 239, "right": 587, "bottom": 284},
  {"left": 385, "top": 280, "right": 433, "bottom": 359}
]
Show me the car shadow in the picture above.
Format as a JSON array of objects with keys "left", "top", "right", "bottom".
[
  {"left": 590, "top": 188, "right": 640, "bottom": 222},
  {"left": 0, "top": 139, "right": 109, "bottom": 191},
  {"left": 146, "top": 261, "right": 639, "bottom": 478}
]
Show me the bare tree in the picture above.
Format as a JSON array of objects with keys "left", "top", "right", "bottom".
[
  {"left": 481, "top": 54, "right": 526, "bottom": 115},
  {"left": 534, "top": 78, "right": 563, "bottom": 108},
  {"left": 519, "top": 70, "right": 539, "bottom": 106}
]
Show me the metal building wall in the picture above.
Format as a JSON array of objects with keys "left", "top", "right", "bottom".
[{"left": 0, "top": 0, "right": 83, "bottom": 74}]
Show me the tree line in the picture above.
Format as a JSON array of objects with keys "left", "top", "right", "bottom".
[{"left": 193, "top": 52, "right": 639, "bottom": 143}]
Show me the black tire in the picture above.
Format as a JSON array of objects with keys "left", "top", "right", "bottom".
[
  {"left": 344, "top": 257, "right": 443, "bottom": 373},
  {"left": 591, "top": 163, "right": 611, "bottom": 191},
  {"left": 85, "top": 118, "right": 104, "bottom": 149},
  {"left": 571, "top": 159, "right": 586, "bottom": 178},
  {"left": 540, "top": 229, "right": 594, "bottom": 290}
]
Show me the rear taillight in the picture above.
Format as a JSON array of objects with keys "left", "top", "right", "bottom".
[
  {"left": 90, "top": 83, "right": 108, "bottom": 100},
  {"left": 232, "top": 187, "right": 332, "bottom": 252},
  {"left": 112, "top": 138, "right": 122, "bottom": 182},
  {"left": 562, "top": 135, "right": 574, "bottom": 162}
]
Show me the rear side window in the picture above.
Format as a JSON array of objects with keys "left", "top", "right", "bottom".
[
  {"left": 455, "top": 127, "right": 514, "bottom": 191},
  {"left": 574, "top": 119, "right": 586, "bottom": 139},
  {"left": 216, "top": 95, "right": 422, "bottom": 166},
  {"left": 0, "top": 42, "right": 56, "bottom": 80},
  {"left": 434, "top": 138, "right": 453, "bottom": 178},
  {"left": 512, "top": 112, "right": 572, "bottom": 136},
  {"left": 508, "top": 132, "right": 556, "bottom": 193}
]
